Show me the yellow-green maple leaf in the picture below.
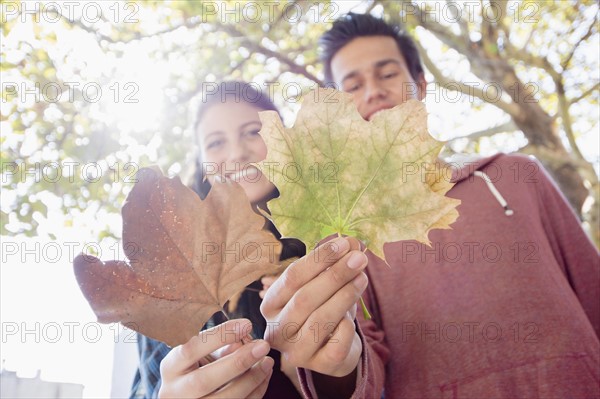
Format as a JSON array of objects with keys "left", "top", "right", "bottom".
[{"left": 259, "top": 88, "right": 460, "bottom": 261}]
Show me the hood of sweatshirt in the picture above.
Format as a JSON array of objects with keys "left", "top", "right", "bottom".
[
  {"left": 446, "top": 153, "right": 514, "bottom": 216},
  {"left": 447, "top": 153, "right": 503, "bottom": 183}
]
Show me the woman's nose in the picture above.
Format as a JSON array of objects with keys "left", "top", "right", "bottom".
[{"left": 227, "top": 139, "right": 251, "bottom": 166}]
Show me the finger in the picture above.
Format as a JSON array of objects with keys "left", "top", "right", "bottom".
[
  {"left": 210, "top": 341, "right": 243, "bottom": 361},
  {"left": 161, "top": 319, "right": 252, "bottom": 378},
  {"left": 213, "top": 357, "right": 274, "bottom": 399},
  {"left": 275, "top": 251, "right": 367, "bottom": 337},
  {"left": 346, "top": 236, "right": 362, "bottom": 252},
  {"left": 291, "top": 273, "right": 367, "bottom": 363},
  {"left": 180, "top": 340, "right": 271, "bottom": 397},
  {"left": 312, "top": 317, "right": 362, "bottom": 377},
  {"left": 259, "top": 276, "right": 277, "bottom": 299},
  {"left": 245, "top": 360, "right": 274, "bottom": 399},
  {"left": 261, "top": 237, "right": 351, "bottom": 314},
  {"left": 261, "top": 276, "right": 277, "bottom": 286},
  {"left": 348, "top": 302, "right": 357, "bottom": 320}
]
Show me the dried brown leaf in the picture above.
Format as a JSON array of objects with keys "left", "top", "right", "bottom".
[{"left": 74, "top": 168, "right": 281, "bottom": 347}]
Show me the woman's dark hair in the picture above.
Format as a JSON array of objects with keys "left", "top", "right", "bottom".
[
  {"left": 319, "top": 12, "right": 424, "bottom": 86},
  {"left": 190, "top": 81, "right": 305, "bottom": 338}
]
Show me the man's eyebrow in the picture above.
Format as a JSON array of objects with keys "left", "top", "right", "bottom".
[
  {"left": 374, "top": 59, "right": 402, "bottom": 69},
  {"left": 341, "top": 70, "right": 359, "bottom": 84},
  {"left": 341, "top": 59, "right": 402, "bottom": 84}
]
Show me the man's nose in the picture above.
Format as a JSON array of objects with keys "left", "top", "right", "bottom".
[{"left": 364, "top": 79, "right": 388, "bottom": 103}]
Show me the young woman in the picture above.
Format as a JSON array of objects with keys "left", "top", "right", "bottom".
[{"left": 130, "top": 81, "right": 305, "bottom": 399}]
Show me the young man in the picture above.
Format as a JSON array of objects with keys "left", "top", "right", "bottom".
[{"left": 261, "top": 13, "right": 600, "bottom": 398}]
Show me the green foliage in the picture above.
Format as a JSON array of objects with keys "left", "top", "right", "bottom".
[{"left": 1, "top": 0, "right": 597, "bottom": 243}]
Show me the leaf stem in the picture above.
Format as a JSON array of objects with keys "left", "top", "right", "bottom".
[
  {"left": 220, "top": 309, "right": 230, "bottom": 321},
  {"left": 337, "top": 233, "right": 372, "bottom": 320},
  {"left": 220, "top": 309, "right": 254, "bottom": 343}
]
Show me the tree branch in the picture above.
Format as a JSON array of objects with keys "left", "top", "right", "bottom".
[
  {"left": 218, "top": 23, "right": 322, "bottom": 85},
  {"left": 364, "top": 0, "right": 380, "bottom": 14},
  {"left": 445, "top": 0, "right": 469, "bottom": 37},
  {"left": 561, "top": 12, "right": 597, "bottom": 70},
  {"left": 49, "top": 6, "right": 321, "bottom": 86},
  {"left": 480, "top": 0, "right": 500, "bottom": 57},
  {"left": 569, "top": 82, "right": 600, "bottom": 106},
  {"left": 521, "top": 143, "right": 597, "bottom": 179},
  {"left": 556, "top": 80, "right": 585, "bottom": 161},
  {"left": 267, "top": 0, "right": 300, "bottom": 33},
  {"left": 403, "top": 1, "right": 510, "bottom": 85},
  {"left": 522, "top": 23, "right": 537, "bottom": 53},
  {"left": 401, "top": 2, "right": 472, "bottom": 56},
  {"left": 45, "top": 8, "right": 205, "bottom": 44},
  {"left": 490, "top": 0, "right": 509, "bottom": 38},
  {"left": 450, "top": 120, "right": 519, "bottom": 141},
  {"left": 504, "top": 41, "right": 561, "bottom": 82},
  {"left": 415, "top": 40, "right": 521, "bottom": 117}
]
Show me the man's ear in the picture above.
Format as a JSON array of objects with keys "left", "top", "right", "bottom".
[{"left": 417, "top": 72, "right": 427, "bottom": 101}]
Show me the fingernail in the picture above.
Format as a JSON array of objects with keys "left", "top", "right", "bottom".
[
  {"left": 251, "top": 341, "right": 270, "bottom": 358},
  {"left": 347, "top": 252, "right": 367, "bottom": 269},
  {"left": 261, "top": 357, "right": 274, "bottom": 373},
  {"left": 331, "top": 238, "right": 349, "bottom": 253},
  {"left": 353, "top": 273, "right": 368, "bottom": 289}
]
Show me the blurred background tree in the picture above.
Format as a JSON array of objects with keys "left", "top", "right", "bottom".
[{"left": 1, "top": 0, "right": 598, "bottom": 247}]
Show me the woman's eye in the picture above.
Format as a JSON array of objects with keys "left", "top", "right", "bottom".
[
  {"left": 243, "top": 129, "right": 261, "bottom": 137},
  {"left": 382, "top": 72, "right": 398, "bottom": 79},
  {"left": 206, "top": 139, "right": 224, "bottom": 150}
]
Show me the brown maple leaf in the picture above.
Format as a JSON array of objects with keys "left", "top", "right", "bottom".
[{"left": 74, "top": 167, "right": 281, "bottom": 347}]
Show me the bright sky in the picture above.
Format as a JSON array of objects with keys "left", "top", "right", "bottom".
[
  {"left": 1, "top": 236, "right": 125, "bottom": 397},
  {"left": 1, "top": 1, "right": 598, "bottom": 398}
]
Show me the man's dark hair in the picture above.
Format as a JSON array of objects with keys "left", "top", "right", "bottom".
[{"left": 319, "top": 13, "right": 424, "bottom": 86}]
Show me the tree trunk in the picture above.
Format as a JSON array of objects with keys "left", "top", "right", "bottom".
[
  {"left": 486, "top": 60, "right": 599, "bottom": 248},
  {"left": 511, "top": 101, "right": 588, "bottom": 217}
]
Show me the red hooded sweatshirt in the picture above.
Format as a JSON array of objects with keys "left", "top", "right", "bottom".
[{"left": 299, "top": 153, "right": 600, "bottom": 398}]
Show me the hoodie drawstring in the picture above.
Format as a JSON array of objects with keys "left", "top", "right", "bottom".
[{"left": 474, "top": 171, "right": 514, "bottom": 216}]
